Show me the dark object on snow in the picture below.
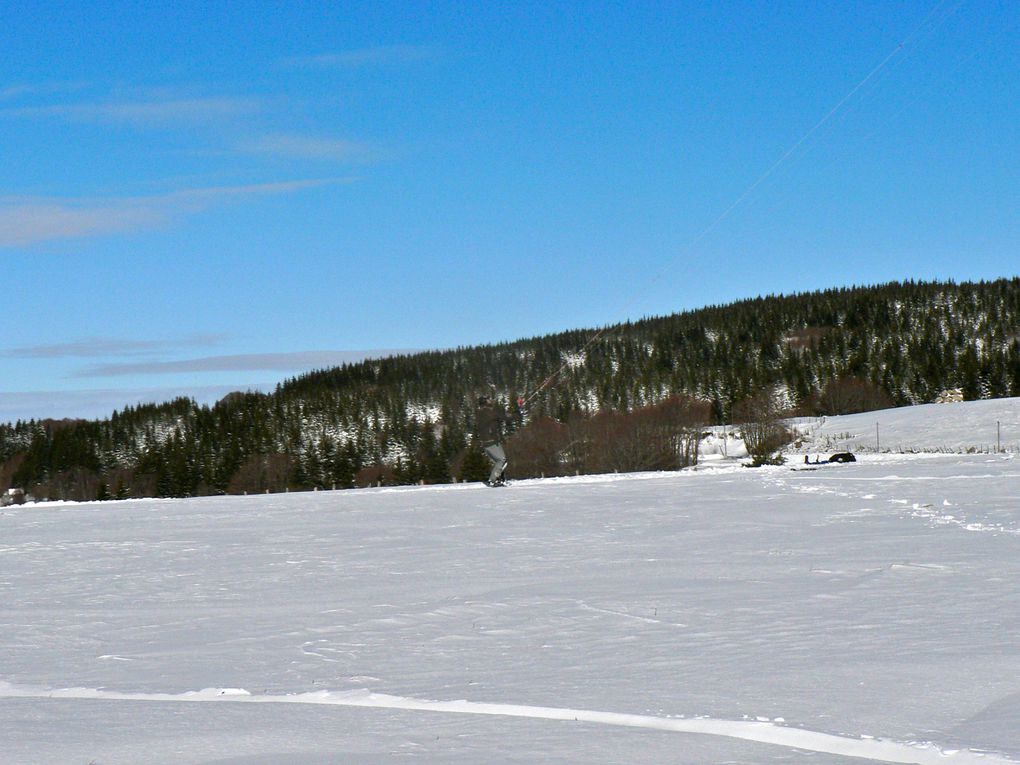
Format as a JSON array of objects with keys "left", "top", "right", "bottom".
[
  {"left": 476, "top": 396, "right": 508, "bottom": 486},
  {"left": 828, "top": 452, "right": 857, "bottom": 463}
]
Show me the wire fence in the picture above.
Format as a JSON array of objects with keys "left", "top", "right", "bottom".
[{"left": 797, "top": 420, "right": 1019, "bottom": 455}]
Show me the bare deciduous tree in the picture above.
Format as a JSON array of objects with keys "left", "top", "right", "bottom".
[
  {"left": 506, "top": 417, "right": 570, "bottom": 478},
  {"left": 733, "top": 386, "right": 793, "bottom": 466},
  {"left": 512, "top": 396, "right": 710, "bottom": 477},
  {"left": 227, "top": 453, "right": 296, "bottom": 494}
]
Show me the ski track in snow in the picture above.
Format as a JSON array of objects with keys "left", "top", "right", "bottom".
[
  {"left": 576, "top": 599, "right": 687, "bottom": 627},
  {"left": 768, "top": 466, "right": 1020, "bottom": 536},
  {"left": 0, "top": 681, "right": 1014, "bottom": 765}
]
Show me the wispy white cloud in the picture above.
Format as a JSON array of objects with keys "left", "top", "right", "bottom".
[
  {"left": 0, "top": 178, "right": 348, "bottom": 247},
  {"left": 168, "top": 178, "right": 344, "bottom": 201},
  {"left": 0, "top": 201, "right": 160, "bottom": 247},
  {"left": 0, "top": 80, "right": 91, "bottom": 102},
  {"left": 241, "top": 133, "right": 375, "bottom": 162},
  {"left": 1, "top": 84, "right": 38, "bottom": 101},
  {"left": 0, "top": 96, "right": 259, "bottom": 126},
  {"left": 4, "top": 334, "right": 226, "bottom": 359},
  {"left": 284, "top": 44, "right": 437, "bottom": 68},
  {"left": 78, "top": 349, "right": 422, "bottom": 377}
]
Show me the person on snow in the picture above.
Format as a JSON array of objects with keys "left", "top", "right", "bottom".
[{"left": 475, "top": 395, "right": 508, "bottom": 486}]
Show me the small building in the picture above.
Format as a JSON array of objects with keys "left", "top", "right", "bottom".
[{"left": 935, "top": 388, "right": 964, "bottom": 404}]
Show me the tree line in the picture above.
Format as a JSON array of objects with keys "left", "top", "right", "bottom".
[{"left": 2, "top": 278, "right": 1019, "bottom": 500}]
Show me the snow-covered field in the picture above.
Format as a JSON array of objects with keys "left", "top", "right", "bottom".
[
  {"left": 699, "top": 398, "right": 1020, "bottom": 461},
  {"left": 3, "top": 401, "right": 1020, "bottom": 764},
  {"left": 792, "top": 398, "right": 1020, "bottom": 456}
]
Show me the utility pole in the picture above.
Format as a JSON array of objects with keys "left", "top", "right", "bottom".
[
  {"left": 876, "top": 422, "right": 880, "bottom": 453},
  {"left": 997, "top": 420, "right": 1001, "bottom": 453}
]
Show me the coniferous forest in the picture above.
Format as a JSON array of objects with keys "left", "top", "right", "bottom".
[{"left": 3, "top": 278, "right": 1020, "bottom": 500}]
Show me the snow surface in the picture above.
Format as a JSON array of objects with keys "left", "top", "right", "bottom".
[{"left": 4, "top": 401, "right": 1020, "bottom": 764}]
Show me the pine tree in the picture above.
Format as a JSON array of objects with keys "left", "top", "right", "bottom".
[{"left": 458, "top": 440, "right": 491, "bottom": 483}]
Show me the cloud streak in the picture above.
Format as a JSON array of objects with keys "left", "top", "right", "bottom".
[
  {"left": 0, "top": 178, "right": 347, "bottom": 247},
  {"left": 0, "top": 80, "right": 90, "bottom": 102},
  {"left": 77, "top": 349, "right": 422, "bottom": 377},
  {"left": 4, "top": 334, "right": 226, "bottom": 359},
  {"left": 0, "top": 202, "right": 160, "bottom": 247},
  {"left": 0, "top": 96, "right": 259, "bottom": 126}
]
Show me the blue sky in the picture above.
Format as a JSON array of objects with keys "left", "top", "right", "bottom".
[{"left": 2, "top": 1, "right": 1017, "bottom": 423}]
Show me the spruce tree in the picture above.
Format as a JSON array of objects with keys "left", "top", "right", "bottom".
[{"left": 458, "top": 440, "right": 491, "bottom": 483}]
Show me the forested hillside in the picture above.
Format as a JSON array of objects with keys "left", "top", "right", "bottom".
[{"left": 3, "top": 278, "right": 1019, "bottom": 500}]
